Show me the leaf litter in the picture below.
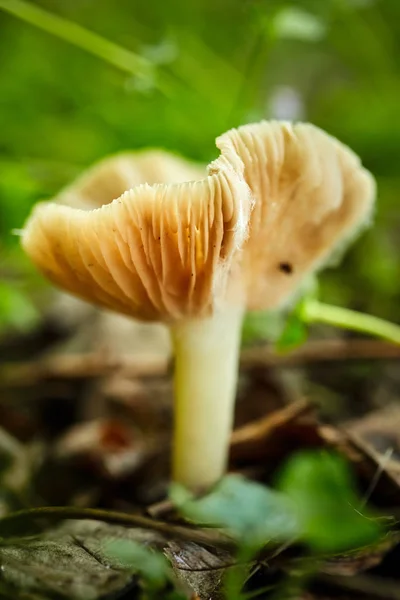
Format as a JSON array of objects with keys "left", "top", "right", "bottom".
[{"left": 1, "top": 299, "right": 400, "bottom": 598}]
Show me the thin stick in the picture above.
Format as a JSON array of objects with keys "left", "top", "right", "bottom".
[
  {"left": 360, "top": 447, "right": 394, "bottom": 508},
  {"left": 230, "top": 398, "right": 313, "bottom": 447},
  {"left": 1, "top": 339, "right": 400, "bottom": 388},
  {"left": 0, "top": 354, "right": 169, "bottom": 387},
  {"left": 241, "top": 338, "right": 400, "bottom": 368},
  {"left": 318, "top": 573, "right": 400, "bottom": 600},
  {"left": 0, "top": 506, "right": 235, "bottom": 550}
]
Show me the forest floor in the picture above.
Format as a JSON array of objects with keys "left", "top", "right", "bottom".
[{"left": 1, "top": 301, "right": 400, "bottom": 600}]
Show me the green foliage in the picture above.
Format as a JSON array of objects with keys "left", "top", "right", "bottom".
[
  {"left": 243, "top": 274, "right": 400, "bottom": 349},
  {"left": 171, "top": 475, "right": 298, "bottom": 552},
  {"left": 241, "top": 310, "right": 284, "bottom": 345},
  {"left": 0, "top": 281, "right": 39, "bottom": 333},
  {"left": 242, "top": 283, "right": 317, "bottom": 348},
  {"left": 0, "top": 451, "right": 385, "bottom": 599},
  {"left": 104, "top": 539, "right": 170, "bottom": 587},
  {"left": 278, "top": 451, "right": 382, "bottom": 552},
  {"left": 172, "top": 453, "right": 382, "bottom": 554},
  {"left": 0, "top": 163, "right": 41, "bottom": 246},
  {"left": 104, "top": 539, "right": 186, "bottom": 599},
  {"left": 0, "top": 0, "right": 399, "bottom": 329},
  {"left": 272, "top": 7, "right": 327, "bottom": 42},
  {"left": 275, "top": 311, "right": 308, "bottom": 353}
]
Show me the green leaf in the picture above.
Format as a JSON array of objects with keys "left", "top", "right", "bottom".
[
  {"left": 275, "top": 278, "right": 320, "bottom": 352},
  {"left": 277, "top": 451, "right": 382, "bottom": 552},
  {"left": 272, "top": 8, "right": 327, "bottom": 42},
  {"left": 275, "top": 311, "right": 308, "bottom": 353},
  {"left": 103, "top": 538, "right": 171, "bottom": 590},
  {"left": 0, "top": 282, "right": 39, "bottom": 333},
  {"left": 241, "top": 310, "right": 284, "bottom": 345},
  {"left": 171, "top": 475, "right": 299, "bottom": 551},
  {"left": 0, "top": 163, "right": 41, "bottom": 246}
]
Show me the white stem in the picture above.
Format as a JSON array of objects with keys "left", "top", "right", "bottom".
[{"left": 170, "top": 305, "right": 245, "bottom": 490}]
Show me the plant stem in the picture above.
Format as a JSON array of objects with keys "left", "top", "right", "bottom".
[
  {"left": 302, "top": 300, "right": 400, "bottom": 345},
  {"left": 171, "top": 306, "right": 245, "bottom": 490},
  {"left": 0, "top": 0, "right": 152, "bottom": 80}
]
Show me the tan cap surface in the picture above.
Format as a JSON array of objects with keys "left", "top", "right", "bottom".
[
  {"left": 215, "top": 121, "right": 375, "bottom": 309},
  {"left": 56, "top": 150, "right": 205, "bottom": 210},
  {"left": 22, "top": 121, "right": 375, "bottom": 321}
]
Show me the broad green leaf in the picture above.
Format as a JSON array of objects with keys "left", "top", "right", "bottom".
[
  {"left": 171, "top": 475, "right": 299, "bottom": 551},
  {"left": 277, "top": 451, "right": 382, "bottom": 552}
]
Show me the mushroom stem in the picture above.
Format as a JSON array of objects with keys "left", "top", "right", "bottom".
[{"left": 171, "top": 305, "right": 245, "bottom": 490}]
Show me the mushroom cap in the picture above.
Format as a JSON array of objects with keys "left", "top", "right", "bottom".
[
  {"left": 56, "top": 150, "right": 205, "bottom": 210},
  {"left": 22, "top": 122, "right": 375, "bottom": 322},
  {"left": 22, "top": 149, "right": 251, "bottom": 321},
  {"left": 217, "top": 121, "right": 375, "bottom": 309}
]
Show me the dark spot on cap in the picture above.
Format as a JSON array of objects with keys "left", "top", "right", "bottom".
[{"left": 279, "top": 262, "right": 293, "bottom": 274}]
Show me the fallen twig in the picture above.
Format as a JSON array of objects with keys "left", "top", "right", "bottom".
[
  {"left": 1, "top": 339, "right": 399, "bottom": 388},
  {"left": 318, "top": 573, "right": 400, "bottom": 600},
  {"left": 241, "top": 338, "right": 400, "bottom": 368},
  {"left": 230, "top": 398, "right": 313, "bottom": 447},
  {"left": 0, "top": 506, "right": 236, "bottom": 550}
]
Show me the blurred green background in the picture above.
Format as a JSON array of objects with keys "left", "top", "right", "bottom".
[{"left": 0, "top": 0, "right": 399, "bottom": 334}]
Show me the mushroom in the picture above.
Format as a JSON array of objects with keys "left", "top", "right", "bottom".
[
  {"left": 54, "top": 149, "right": 205, "bottom": 210},
  {"left": 21, "top": 121, "right": 375, "bottom": 490}
]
